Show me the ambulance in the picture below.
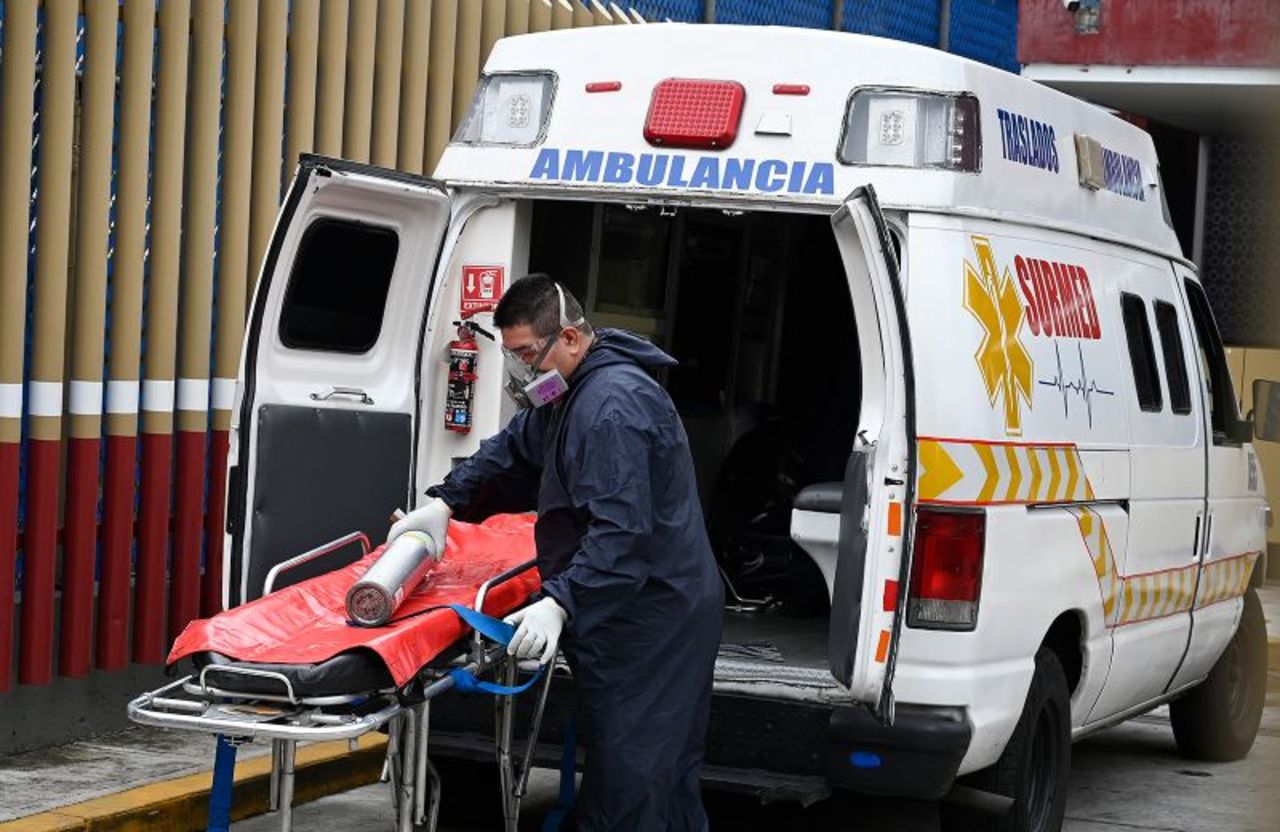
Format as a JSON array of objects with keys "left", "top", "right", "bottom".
[{"left": 223, "top": 25, "right": 1276, "bottom": 832}]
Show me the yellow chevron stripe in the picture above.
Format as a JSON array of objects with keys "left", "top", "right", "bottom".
[
  {"left": 1064, "top": 450, "right": 1080, "bottom": 501},
  {"left": 1027, "top": 448, "right": 1043, "bottom": 501},
  {"left": 1046, "top": 449, "right": 1062, "bottom": 501},
  {"left": 918, "top": 440, "right": 964, "bottom": 502},
  {"left": 1004, "top": 446, "right": 1023, "bottom": 502},
  {"left": 975, "top": 443, "right": 999, "bottom": 504}
]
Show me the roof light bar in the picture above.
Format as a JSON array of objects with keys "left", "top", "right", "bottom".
[
  {"left": 586, "top": 81, "right": 622, "bottom": 93},
  {"left": 643, "top": 78, "right": 745, "bottom": 151},
  {"left": 772, "top": 84, "right": 810, "bottom": 96}
]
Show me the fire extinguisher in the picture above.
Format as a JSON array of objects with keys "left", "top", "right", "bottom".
[{"left": 445, "top": 321, "right": 492, "bottom": 433}]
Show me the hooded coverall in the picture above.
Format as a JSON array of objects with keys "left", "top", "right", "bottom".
[{"left": 428, "top": 328, "right": 724, "bottom": 831}]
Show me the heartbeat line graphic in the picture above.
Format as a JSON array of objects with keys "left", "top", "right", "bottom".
[{"left": 1038, "top": 341, "right": 1115, "bottom": 430}]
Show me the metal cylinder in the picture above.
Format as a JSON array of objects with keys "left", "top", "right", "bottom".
[{"left": 346, "top": 531, "right": 442, "bottom": 626}]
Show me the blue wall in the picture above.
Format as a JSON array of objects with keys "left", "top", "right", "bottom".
[{"left": 617, "top": 0, "right": 1020, "bottom": 73}]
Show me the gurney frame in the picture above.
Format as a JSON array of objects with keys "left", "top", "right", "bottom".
[{"left": 127, "top": 539, "right": 550, "bottom": 832}]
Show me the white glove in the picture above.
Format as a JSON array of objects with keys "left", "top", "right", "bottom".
[
  {"left": 386, "top": 497, "right": 452, "bottom": 554},
  {"left": 503, "top": 597, "right": 567, "bottom": 665}
]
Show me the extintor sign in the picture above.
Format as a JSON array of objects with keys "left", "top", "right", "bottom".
[{"left": 461, "top": 265, "right": 504, "bottom": 317}]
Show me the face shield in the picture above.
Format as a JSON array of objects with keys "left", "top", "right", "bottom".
[{"left": 502, "top": 283, "right": 586, "bottom": 409}]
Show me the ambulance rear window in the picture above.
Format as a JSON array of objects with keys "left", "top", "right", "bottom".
[
  {"left": 279, "top": 217, "right": 400, "bottom": 353},
  {"left": 1120, "top": 293, "right": 1163, "bottom": 413}
]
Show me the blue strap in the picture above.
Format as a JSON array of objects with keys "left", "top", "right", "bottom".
[
  {"left": 206, "top": 734, "right": 237, "bottom": 832},
  {"left": 541, "top": 716, "right": 577, "bottom": 832},
  {"left": 445, "top": 603, "right": 543, "bottom": 696}
]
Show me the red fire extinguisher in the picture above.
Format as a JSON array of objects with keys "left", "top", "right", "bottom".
[{"left": 445, "top": 321, "right": 491, "bottom": 433}]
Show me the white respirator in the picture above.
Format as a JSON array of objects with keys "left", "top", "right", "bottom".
[{"left": 502, "top": 284, "right": 585, "bottom": 409}]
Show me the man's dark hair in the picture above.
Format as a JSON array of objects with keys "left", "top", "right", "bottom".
[{"left": 494, "top": 273, "right": 591, "bottom": 337}]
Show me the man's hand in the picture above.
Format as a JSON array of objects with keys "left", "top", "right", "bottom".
[
  {"left": 386, "top": 497, "right": 452, "bottom": 555},
  {"left": 504, "top": 597, "right": 567, "bottom": 665}
]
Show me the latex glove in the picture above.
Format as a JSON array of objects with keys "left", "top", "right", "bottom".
[
  {"left": 503, "top": 597, "right": 567, "bottom": 665},
  {"left": 386, "top": 497, "right": 452, "bottom": 554}
]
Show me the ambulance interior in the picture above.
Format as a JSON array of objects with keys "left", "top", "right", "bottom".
[{"left": 526, "top": 199, "right": 862, "bottom": 674}]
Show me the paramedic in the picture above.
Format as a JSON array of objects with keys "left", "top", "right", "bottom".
[{"left": 388, "top": 275, "right": 724, "bottom": 831}]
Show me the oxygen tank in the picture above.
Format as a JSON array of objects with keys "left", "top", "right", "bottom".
[{"left": 345, "top": 530, "right": 442, "bottom": 626}]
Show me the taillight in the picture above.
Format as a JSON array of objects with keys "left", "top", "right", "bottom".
[{"left": 907, "top": 508, "right": 985, "bottom": 631}]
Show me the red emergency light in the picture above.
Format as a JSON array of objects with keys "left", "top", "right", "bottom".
[{"left": 643, "top": 78, "right": 745, "bottom": 150}]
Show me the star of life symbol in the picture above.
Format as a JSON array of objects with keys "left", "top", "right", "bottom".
[
  {"left": 506, "top": 93, "right": 532, "bottom": 129},
  {"left": 963, "top": 236, "right": 1034, "bottom": 435},
  {"left": 879, "top": 110, "right": 906, "bottom": 146}
]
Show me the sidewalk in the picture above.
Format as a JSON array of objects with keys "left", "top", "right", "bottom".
[{"left": 3, "top": 584, "right": 1279, "bottom": 831}]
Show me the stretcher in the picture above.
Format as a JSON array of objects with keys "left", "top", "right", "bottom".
[{"left": 127, "top": 514, "right": 558, "bottom": 832}]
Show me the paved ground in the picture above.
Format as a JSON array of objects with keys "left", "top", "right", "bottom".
[{"left": 4, "top": 585, "right": 1279, "bottom": 831}]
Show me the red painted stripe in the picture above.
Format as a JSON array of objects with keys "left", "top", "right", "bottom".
[
  {"left": 20, "top": 439, "right": 60, "bottom": 685},
  {"left": 60, "top": 437, "right": 100, "bottom": 678},
  {"left": 133, "top": 431, "right": 172, "bottom": 663},
  {"left": 0, "top": 441, "right": 19, "bottom": 692},
  {"left": 201, "top": 431, "right": 230, "bottom": 618},
  {"left": 98, "top": 433, "right": 137, "bottom": 670},
  {"left": 169, "top": 429, "right": 207, "bottom": 642}
]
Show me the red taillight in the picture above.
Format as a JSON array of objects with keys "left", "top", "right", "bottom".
[
  {"left": 907, "top": 508, "right": 985, "bottom": 631},
  {"left": 643, "top": 78, "right": 745, "bottom": 150},
  {"left": 585, "top": 81, "right": 621, "bottom": 93},
  {"left": 772, "top": 83, "right": 810, "bottom": 96}
]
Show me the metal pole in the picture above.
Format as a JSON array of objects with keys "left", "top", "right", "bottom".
[
  {"left": 344, "top": 0, "right": 377, "bottom": 163},
  {"left": 398, "top": 0, "right": 434, "bottom": 174},
  {"left": 939, "top": 0, "right": 952, "bottom": 52},
  {"left": 20, "top": 0, "right": 73, "bottom": 680},
  {"left": 285, "top": 1, "right": 322, "bottom": 174},
  {"left": 208, "top": 0, "right": 261, "bottom": 618},
  {"left": 704, "top": 0, "right": 715, "bottom": 25},
  {"left": 529, "top": 0, "right": 552, "bottom": 33},
  {"left": 0, "top": 0, "right": 37, "bottom": 692},
  {"left": 61, "top": 0, "right": 119, "bottom": 678},
  {"left": 425, "top": 0, "right": 459, "bottom": 171},
  {"left": 454, "top": 0, "right": 484, "bottom": 131},
  {"left": 171, "top": 0, "right": 222, "bottom": 642},
  {"left": 135, "top": 0, "right": 191, "bottom": 665},
  {"left": 831, "top": 0, "right": 844, "bottom": 31},
  {"left": 100, "top": 0, "right": 155, "bottom": 669},
  {"left": 483, "top": 0, "right": 510, "bottom": 64},
  {"left": 507, "top": 0, "right": 531, "bottom": 35},
  {"left": 372, "top": 0, "right": 408, "bottom": 168},
  {"left": 315, "top": 0, "right": 351, "bottom": 157},
  {"left": 249, "top": 0, "right": 289, "bottom": 290}
]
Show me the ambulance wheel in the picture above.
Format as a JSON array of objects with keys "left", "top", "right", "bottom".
[
  {"left": 940, "top": 648, "right": 1070, "bottom": 832},
  {"left": 1169, "top": 587, "right": 1267, "bottom": 762}
]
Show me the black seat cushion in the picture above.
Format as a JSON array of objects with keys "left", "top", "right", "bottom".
[{"left": 192, "top": 649, "right": 395, "bottom": 699}]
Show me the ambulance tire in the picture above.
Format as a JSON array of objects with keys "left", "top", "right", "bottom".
[
  {"left": 940, "top": 648, "right": 1070, "bottom": 832},
  {"left": 1169, "top": 587, "right": 1267, "bottom": 762}
]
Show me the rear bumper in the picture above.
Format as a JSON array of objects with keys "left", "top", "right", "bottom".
[{"left": 427, "top": 680, "right": 971, "bottom": 801}]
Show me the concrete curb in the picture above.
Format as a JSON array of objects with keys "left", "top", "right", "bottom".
[{"left": 0, "top": 735, "right": 389, "bottom": 832}]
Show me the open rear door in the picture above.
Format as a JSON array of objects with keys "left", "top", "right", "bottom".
[
  {"left": 828, "top": 186, "right": 917, "bottom": 724},
  {"left": 225, "top": 156, "right": 452, "bottom": 606}
]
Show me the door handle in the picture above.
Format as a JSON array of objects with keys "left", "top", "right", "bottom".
[
  {"left": 309, "top": 386, "right": 374, "bottom": 405},
  {"left": 1191, "top": 514, "right": 1201, "bottom": 560}
]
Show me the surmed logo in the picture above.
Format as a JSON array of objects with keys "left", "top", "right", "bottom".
[{"left": 529, "top": 147, "right": 835, "bottom": 196}]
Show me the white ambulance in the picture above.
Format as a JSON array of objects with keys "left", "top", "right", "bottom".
[{"left": 224, "top": 25, "right": 1275, "bottom": 832}]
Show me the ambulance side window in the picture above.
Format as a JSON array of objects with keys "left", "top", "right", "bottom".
[
  {"left": 1120, "top": 293, "right": 1163, "bottom": 413},
  {"left": 278, "top": 217, "right": 400, "bottom": 353},
  {"left": 1153, "top": 301, "right": 1192, "bottom": 415},
  {"left": 1183, "top": 279, "right": 1241, "bottom": 443}
]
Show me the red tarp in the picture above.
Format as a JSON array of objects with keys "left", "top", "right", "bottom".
[{"left": 168, "top": 514, "right": 540, "bottom": 687}]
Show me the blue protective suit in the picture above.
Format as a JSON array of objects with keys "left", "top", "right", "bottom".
[{"left": 429, "top": 329, "right": 724, "bottom": 832}]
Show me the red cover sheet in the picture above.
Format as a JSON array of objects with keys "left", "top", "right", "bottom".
[{"left": 168, "top": 514, "right": 540, "bottom": 687}]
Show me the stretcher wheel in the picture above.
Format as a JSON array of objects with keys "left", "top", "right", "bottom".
[{"left": 1170, "top": 588, "right": 1267, "bottom": 762}]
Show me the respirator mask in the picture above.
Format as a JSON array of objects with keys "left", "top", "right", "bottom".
[{"left": 502, "top": 283, "right": 586, "bottom": 409}]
